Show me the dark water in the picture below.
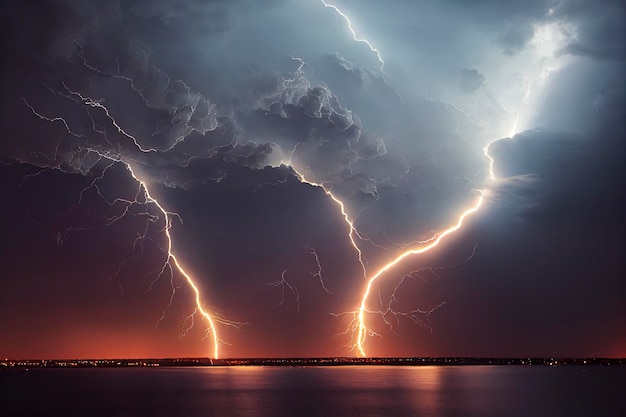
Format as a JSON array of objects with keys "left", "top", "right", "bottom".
[{"left": 1, "top": 365, "right": 624, "bottom": 417}]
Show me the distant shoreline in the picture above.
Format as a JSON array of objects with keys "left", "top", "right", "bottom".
[{"left": 2, "top": 357, "right": 624, "bottom": 369}]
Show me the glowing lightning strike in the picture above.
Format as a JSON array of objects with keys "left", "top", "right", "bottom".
[
  {"left": 105, "top": 159, "right": 242, "bottom": 358},
  {"left": 352, "top": 48, "right": 560, "bottom": 352},
  {"left": 22, "top": 1, "right": 561, "bottom": 358},
  {"left": 312, "top": 1, "right": 489, "bottom": 356},
  {"left": 122, "top": 165, "right": 223, "bottom": 358},
  {"left": 320, "top": 0, "right": 385, "bottom": 71},
  {"left": 355, "top": 192, "right": 484, "bottom": 356},
  {"left": 22, "top": 92, "right": 240, "bottom": 359}
]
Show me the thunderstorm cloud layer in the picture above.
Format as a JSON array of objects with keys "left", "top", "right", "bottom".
[{"left": 0, "top": 0, "right": 624, "bottom": 358}]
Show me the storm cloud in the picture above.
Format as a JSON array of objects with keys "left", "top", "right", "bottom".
[{"left": 1, "top": 0, "right": 623, "bottom": 358}]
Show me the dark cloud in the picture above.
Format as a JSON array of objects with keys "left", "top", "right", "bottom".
[
  {"left": 489, "top": 125, "right": 625, "bottom": 226},
  {"left": 1, "top": 0, "right": 484, "bottom": 253},
  {"left": 0, "top": 0, "right": 624, "bottom": 358},
  {"left": 554, "top": 0, "right": 626, "bottom": 62}
]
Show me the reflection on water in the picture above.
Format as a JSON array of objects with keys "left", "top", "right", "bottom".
[{"left": 2, "top": 365, "right": 625, "bottom": 417}]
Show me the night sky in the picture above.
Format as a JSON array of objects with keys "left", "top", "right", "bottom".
[{"left": 1, "top": 0, "right": 624, "bottom": 359}]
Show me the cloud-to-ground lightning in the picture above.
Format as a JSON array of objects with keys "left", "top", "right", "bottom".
[
  {"left": 311, "top": 2, "right": 574, "bottom": 357},
  {"left": 306, "top": 0, "right": 490, "bottom": 356},
  {"left": 282, "top": 101, "right": 487, "bottom": 355},
  {"left": 10, "top": 2, "right": 574, "bottom": 361},
  {"left": 353, "top": 193, "right": 484, "bottom": 356},
  {"left": 22, "top": 85, "right": 241, "bottom": 359},
  {"left": 124, "top": 163, "right": 235, "bottom": 359}
]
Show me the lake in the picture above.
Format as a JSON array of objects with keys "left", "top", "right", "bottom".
[{"left": 2, "top": 365, "right": 624, "bottom": 416}]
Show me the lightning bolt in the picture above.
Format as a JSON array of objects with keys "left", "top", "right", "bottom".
[
  {"left": 285, "top": 133, "right": 487, "bottom": 356},
  {"left": 21, "top": 88, "right": 242, "bottom": 359},
  {"left": 371, "top": 242, "right": 479, "bottom": 337},
  {"left": 320, "top": 0, "right": 385, "bottom": 71},
  {"left": 123, "top": 163, "right": 227, "bottom": 359},
  {"left": 14, "top": 2, "right": 567, "bottom": 360},
  {"left": 352, "top": 192, "right": 484, "bottom": 355},
  {"left": 312, "top": 1, "right": 577, "bottom": 356},
  {"left": 289, "top": 165, "right": 368, "bottom": 281},
  {"left": 309, "top": 0, "right": 490, "bottom": 356}
]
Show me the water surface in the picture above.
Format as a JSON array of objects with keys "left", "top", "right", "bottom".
[{"left": 2, "top": 365, "right": 624, "bottom": 416}]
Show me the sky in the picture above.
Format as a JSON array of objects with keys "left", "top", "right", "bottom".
[{"left": 0, "top": 0, "right": 624, "bottom": 359}]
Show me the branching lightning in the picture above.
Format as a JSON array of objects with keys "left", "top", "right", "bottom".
[
  {"left": 123, "top": 163, "right": 244, "bottom": 359},
  {"left": 22, "top": 86, "right": 242, "bottom": 359},
  {"left": 308, "top": 0, "right": 489, "bottom": 356},
  {"left": 378, "top": 242, "right": 479, "bottom": 334},
  {"left": 12, "top": 1, "right": 569, "bottom": 360},
  {"left": 289, "top": 165, "right": 369, "bottom": 281},
  {"left": 263, "top": 269, "right": 301, "bottom": 313},
  {"left": 351, "top": 193, "right": 484, "bottom": 356},
  {"left": 304, "top": 245, "right": 333, "bottom": 296}
]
